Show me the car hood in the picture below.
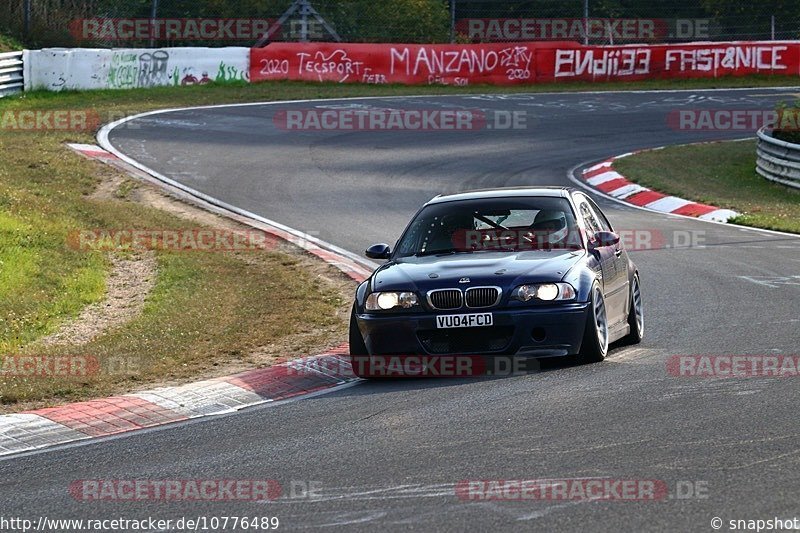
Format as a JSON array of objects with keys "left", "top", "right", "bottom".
[{"left": 371, "top": 250, "right": 586, "bottom": 293}]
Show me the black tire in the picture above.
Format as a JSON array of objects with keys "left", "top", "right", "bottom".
[
  {"left": 621, "top": 273, "right": 644, "bottom": 345},
  {"left": 579, "top": 282, "right": 609, "bottom": 363},
  {"left": 348, "top": 304, "right": 371, "bottom": 378}
]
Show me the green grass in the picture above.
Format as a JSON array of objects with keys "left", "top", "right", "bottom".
[
  {"left": 614, "top": 140, "right": 800, "bottom": 233},
  {"left": 0, "top": 141, "right": 108, "bottom": 352},
  {"left": 2, "top": 75, "right": 800, "bottom": 409}
]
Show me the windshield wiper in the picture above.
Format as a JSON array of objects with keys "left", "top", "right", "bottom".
[
  {"left": 414, "top": 247, "right": 518, "bottom": 257},
  {"left": 414, "top": 249, "right": 473, "bottom": 257}
]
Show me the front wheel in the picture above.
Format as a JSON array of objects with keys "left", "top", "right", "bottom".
[
  {"left": 348, "top": 304, "right": 371, "bottom": 378},
  {"left": 621, "top": 273, "right": 644, "bottom": 345},
  {"left": 579, "top": 282, "right": 609, "bottom": 363}
]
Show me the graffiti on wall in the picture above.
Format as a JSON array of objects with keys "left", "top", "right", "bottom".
[
  {"left": 108, "top": 50, "right": 170, "bottom": 88},
  {"left": 108, "top": 50, "right": 249, "bottom": 89}
]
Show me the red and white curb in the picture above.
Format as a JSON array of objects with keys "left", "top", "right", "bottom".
[
  {"left": 581, "top": 153, "right": 739, "bottom": 223},
  {"left": 0, "top": 347, "right": 356, "bottom": 457}
]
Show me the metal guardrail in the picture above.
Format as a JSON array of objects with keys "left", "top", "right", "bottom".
[
  {"left": 0, "top": 51, "right": 24, "bottom": 98},
  {"left": 756, "top": 126, "right": 800, "bottom": 190}
]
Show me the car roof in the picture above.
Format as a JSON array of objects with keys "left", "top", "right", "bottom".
[{"left": 425, "top": 186, "right": 575, "bottom": 205}]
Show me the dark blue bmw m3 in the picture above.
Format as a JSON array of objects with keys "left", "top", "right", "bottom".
[{"left": 349, "top": 187, "right": 643, "bottom": 377}]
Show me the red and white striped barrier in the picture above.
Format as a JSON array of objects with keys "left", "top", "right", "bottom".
[{"left": 581, "top": 153, "right": 738, "bottom": 222}]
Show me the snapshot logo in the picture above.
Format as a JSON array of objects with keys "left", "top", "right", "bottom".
[
  {"left": 668, "top": 108, "right": 800, "bottom": 131},
  {"left": 69, "top": 479, "right": 322, "bottom": 501},
  {"left": 273, "top": 108, "right": 527, "bottom": 131},
  {"left": 66, "top": 229, "right": 278, "bottom": 253},
  {"left": 667, "top": 355, "right": 800, "bottom": 378},
  {"left": 726, "top": 518, "right": 800, "bottom": 532},
  {"left": 457, "top": 18, "right": 711, "bottom": 42},
  {"left": 69, "top": 18, "right": 276, "bottom": 42},
  {"left": 0, "top": 110, "right": 100, "bottom": 132},
  {"left": 456, "top": 479, "right": 669, "bottom": 501}
]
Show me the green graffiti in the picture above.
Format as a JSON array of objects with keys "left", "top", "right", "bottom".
[
  {"left": 107, "top": 52, "right": 138, "bottom": 89},
  {"left": 216, "top": 61, "right": 248, "bottom": 83},
  {"left": 106, "top": 53, "right": 245, "bottom": 89}
]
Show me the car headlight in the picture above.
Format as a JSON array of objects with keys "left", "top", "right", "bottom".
[
  {"left": 512, "top": 283, "right": 576, "bottom": 302},
  {"left": 365, "top": 291, "right": 419, "bottom": 311}
]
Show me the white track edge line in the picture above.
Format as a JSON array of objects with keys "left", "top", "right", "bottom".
[{"left": 97, "top": 110, "right": 379, "bottom": 272}]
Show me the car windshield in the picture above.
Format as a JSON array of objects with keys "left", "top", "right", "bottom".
[{"left": 394, "top": 196, "right": 583, "bottom": 258}]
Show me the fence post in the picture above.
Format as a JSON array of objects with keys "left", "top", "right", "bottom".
[
  {"left": 583, "top": 0, "right": 589, "bottom": 45},
  {"left": 771, "top": 15, "right": 775, "bottom": 40},
  {"left": 450, "top": 0, "right": 456, "bottom": 43},
  {"left": 23, "top": 0, "right": 32, "bottom": 41},
  {"left": 150, "top": 0, "right": 159, "bottom": 47}
]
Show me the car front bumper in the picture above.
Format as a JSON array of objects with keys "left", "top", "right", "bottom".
[{"left": 356, "top": 302, "right": 590, "bottom": 358}]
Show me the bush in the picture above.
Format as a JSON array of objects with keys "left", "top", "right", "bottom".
[
  {"left": 0, "top": 33, "right": 23, "bottom": 52},
  {"left": 319, "top": 0, "right": 451, "bottom": 43},
  {"left": 773, "top": 101, "right": 800, "bottom": 145}
]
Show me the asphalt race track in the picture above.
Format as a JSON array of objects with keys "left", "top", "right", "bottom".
[{"left": 3, "top": 88, "right": 800, "bottom": 532}]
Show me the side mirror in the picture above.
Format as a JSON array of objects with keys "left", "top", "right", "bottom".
[
  {"left": 589, "top": 231, "right": 620, "bottom": 249},
  {"left": 365, "top": 243, "right": 391, "bottom": 260}
]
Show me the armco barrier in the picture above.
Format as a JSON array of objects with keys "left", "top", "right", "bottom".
[
  {"left": 24, "top": 47, "right": 250, "bottom": 91},
  {"left": 250, "top": 41, "right": 800, "bottom": 86},
  {"left": 0, "top": 51, "right": 24, "bottom": 97},
  {"left": 756, "top": 127, "right": 800, "bottom": 190}
]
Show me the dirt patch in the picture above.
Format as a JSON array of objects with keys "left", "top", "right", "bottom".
[
  {"left": 36, "top": 252, "right": 157, "bottom": 347},
  {"left": 128, "top": 178, "right": 356, "bottom": 366},
  {"left": 33, "top": 168, "right": 157, "bottom": 347}
]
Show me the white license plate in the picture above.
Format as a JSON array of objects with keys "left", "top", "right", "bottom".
[{"left": 436, "top": 313, "right": 493, "bottom": 329}]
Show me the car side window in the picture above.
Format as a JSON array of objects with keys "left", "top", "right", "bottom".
[
  {"left": 584, "top": 197, "right": 613, "bottom": 232},
  {"left": 579, "top": 202, "right": 602, "bottom": 235}
]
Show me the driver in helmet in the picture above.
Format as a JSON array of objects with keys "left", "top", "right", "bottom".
[{"left": 529, "top": 210, "right": 570, "bottom": 249}]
